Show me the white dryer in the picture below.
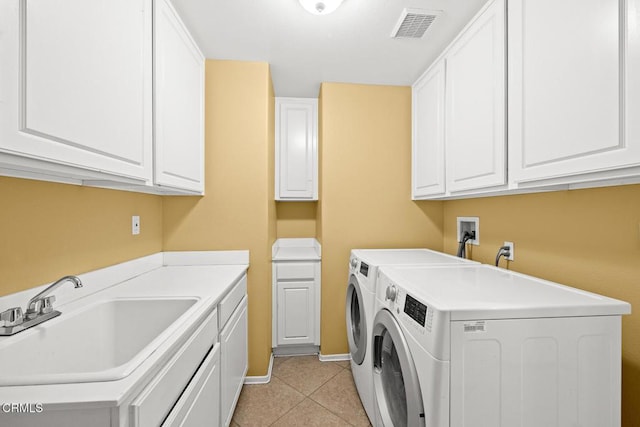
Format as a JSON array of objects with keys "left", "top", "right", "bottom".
[
  {"left": 371, "top": 264, "right": 631, "bottom": 427},
  {"left": 345, "top": 249, "right": 476, "bottom": 424}
]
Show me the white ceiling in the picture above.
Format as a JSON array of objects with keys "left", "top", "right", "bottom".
[{"left": 171, "top": 0, "right": 488, "bottom": 97}]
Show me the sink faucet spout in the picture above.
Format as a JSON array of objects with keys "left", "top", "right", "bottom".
[{"left": 26, "top": 275, "right": 83, "bottom": 317}]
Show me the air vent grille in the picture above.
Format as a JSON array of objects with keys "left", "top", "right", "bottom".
[{"left": 392, "top": 9, "right": 441, "bottom": 39}]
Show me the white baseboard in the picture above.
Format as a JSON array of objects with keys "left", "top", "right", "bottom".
[
  {"left": 244, "top": 353, "right": 274, "bottom": 384},
  {"left": 318, "top": 353, "right": 351, "bottom": 362}
]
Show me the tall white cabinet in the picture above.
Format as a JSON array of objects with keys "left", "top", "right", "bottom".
[{"left": 275, "top": 98, "right": 318, "bottom": 201}]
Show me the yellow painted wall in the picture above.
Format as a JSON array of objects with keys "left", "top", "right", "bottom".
[
  {"left": 319, "top": 82, "right": 444, "bottom": 354},
  {"left": 276, "top": 203, "right": 317, "bottom": 237},
  {"left": 163, "top": 60, "right": 274, "bottom": 376},
  {"left": 0, "top": 177, "right": 163, "bottom": 296},
  {"left": 442, "top": 185, "right": 640, "bottom": 426}
]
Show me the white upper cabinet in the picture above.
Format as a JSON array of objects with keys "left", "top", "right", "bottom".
[
  {"left": 275, "top": 98, "right": 318, "bottom": 201},
  {"left": 412, "top": 0, "right": 505, "bottom": 199},
  {"left": 0, "top": 0, "right": 153, "bottom": 183},
  {"left": 0, "top": 0, "right": 205, "bottom": 195},
  {"left": 445, "top": 0, "right": 505, "bottom": 193},
  {"left": 154, "top": 0, "right": 205, "bottom": 194},
  {"left": 509, "top": 0, "right": 640, "bottom": 185},
  {"left": 412, "top": 61, "right": 446, "bottom": 198}
]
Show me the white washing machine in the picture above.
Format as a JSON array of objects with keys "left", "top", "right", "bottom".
[
  {"left": 371, "top": 264, "right": 631, "bottom": 427},
  {"left": 345, "top": 249, "right": 477, "bottom": 424}
]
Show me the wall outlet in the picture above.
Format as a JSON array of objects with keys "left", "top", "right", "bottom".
[
  {"left": 132, "top": 215, "right": 140, "bottom": 235},
  {"left": 457, "top": 216, "right": 479, "bottom": 245},
  {"left": 504, "top": 241, "right": 514, "bottom": 261}
]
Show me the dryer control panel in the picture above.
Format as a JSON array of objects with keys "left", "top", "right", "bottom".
[{"left": 404, "top": 294, "right": 427, "bottom": 327}]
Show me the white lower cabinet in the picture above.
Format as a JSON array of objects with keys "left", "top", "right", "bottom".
[
  {"left": 272, "top": 260, "right": 321, "bottom": 354},
  {"left": 130, "top": 308, "right": 219, "bottom": 427},
  {"left": 162, "top": 343, "right": 220, "bottom": 427},
  {"left": 220, "top": 296, "right": 248, "bottom": 427}
]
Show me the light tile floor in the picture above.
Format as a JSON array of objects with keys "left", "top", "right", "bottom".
[{"left": 231, "top": 355, "right": 372, "bottom": 427}]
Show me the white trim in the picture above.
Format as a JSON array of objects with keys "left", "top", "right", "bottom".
[
  {"left": 318, "top": 353, "right": 351, "bottom": 362},
  {"left": 163, "top": 250, "right": 250, "bottom": 266},
  {"left": 244, "top": 353, "right": 274, "bottom": 384}
]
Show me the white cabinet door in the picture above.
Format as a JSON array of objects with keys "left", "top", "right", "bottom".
[
  {"left": 0, "top": 0, "right": 152, "bottom": 181},
  {"left": 412, "top": 61, "right": 446, "bottom": 198},
  {"left": 509, "top": 0, "right": 640, "bottom": 184},
  {"left": 275, "top": 98, "right": 318, "bottom": 200},
  {"left": 220, "top": 297, "right": 247, "bottom": 427},
  {"left": 277, "top": 281, "right": 315, "bottom": 346},
  {"left": 445, "top": 0, "right": 506, "bottom": 192},
  {"left": 154, "top": 0, "right": 205, "bottom": 194}
]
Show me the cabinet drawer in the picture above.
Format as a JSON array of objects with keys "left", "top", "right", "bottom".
[
  {"left": 162, "top": 343, "right": 220, "bottom": 427},
  {"left": 130, "top": 308, "right": 218, "bottom": 427},
  {"left": 276, "top": 262, "right": 316, "bottom": 280},
  {"left": 219, "top": 275, "right": 247, "bottom": 329}
]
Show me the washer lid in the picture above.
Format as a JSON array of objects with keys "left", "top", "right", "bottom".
[
  {"left": 351, "top": 248, "right": 477, "bottom": 266},
  {"left": 382, "top": 265, "right": 631, "bottom": 320}
]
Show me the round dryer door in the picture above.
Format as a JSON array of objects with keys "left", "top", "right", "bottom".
[
  {"left": 372, "top": 309, "right": 424, "bottom": 427},
  {"left": 346, "top": 275, "right": 367, "bottom": 365}
]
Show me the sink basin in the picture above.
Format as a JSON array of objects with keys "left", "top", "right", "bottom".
[{"left": 0, "top": 297, "right": 198, "bottom": 386}]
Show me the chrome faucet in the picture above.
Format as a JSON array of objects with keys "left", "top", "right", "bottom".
[
  {"left": 25, "top": 275, "right": 83, "bottom": 319},
  {"left": 0, "top": 275, "right": 83, "bottom": 336}
]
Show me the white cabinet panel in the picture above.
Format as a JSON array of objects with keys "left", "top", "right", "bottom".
[
  {"left": 277, "top": 281, "right": 315, "bottom": 346},
  {"left": 275, "top": 98, "right": 318, "bottom": 200},
  {"left": 509, "top": 0, "right": 640, "bottom": 184},
  {"left": 627, "top": 0, "right": 640, "bottom": 163},
  {"left": 412, "top": 61, "right": 446, "bottom": 198},
  {"left": 445, "top": 0, "right": 505, "bottom": 192},
  {"left": 154, "top": 0, "right": 205, "bottom": 193},
  {"left": 220, "top": 296, "right": 247, "bottom": 427},
  {"left": 162, "top": 344, "right": 220, "bottom": 427},
  {"left": 0, "top": 0, "right": 152, "bottom": 181}
]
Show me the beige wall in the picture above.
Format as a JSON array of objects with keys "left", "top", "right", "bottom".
[
  {"left": 163, "top": 60, "right": 275, "bottom": 376},
  {"left": 442, "top": 185, "right": 640, "bottom": 426},
  {"left": 319, "top": 83, "right": 444, "bottom": 354},
  {"left": 276, "top": 203, "right": 317, "bottom": 237},
  {"left": 0, "top": 177, "right": 163, "bottom": 296}
]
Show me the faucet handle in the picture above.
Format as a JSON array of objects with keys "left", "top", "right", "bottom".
[
  {"left": 40, "top": 296, "right": 56, "bottom": 314},
  {"left": 1, "top": 307, "right": 24, "bottom": 327}
]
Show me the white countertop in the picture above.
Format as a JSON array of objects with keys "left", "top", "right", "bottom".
[
  {"left": 272, "top": 238, "right": 321, "bottom": 261},
  {"left": 0, "top": 251, "right": 248, "bottom": 409}
]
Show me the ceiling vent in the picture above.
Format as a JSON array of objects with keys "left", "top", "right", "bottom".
[{"left": 391, "top": 9, "right": 441, "bottom": 39}]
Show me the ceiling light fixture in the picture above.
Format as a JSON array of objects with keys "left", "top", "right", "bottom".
[{"left": 298, "top": 0, "right": 344, "bottom": 15}]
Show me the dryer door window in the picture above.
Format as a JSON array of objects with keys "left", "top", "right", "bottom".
[
  {"left": 346, "top": 275, "right": 367, "bottom": 365},
  {"left": 372, "top": 309, "right": 424, "bottom": 427}
]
